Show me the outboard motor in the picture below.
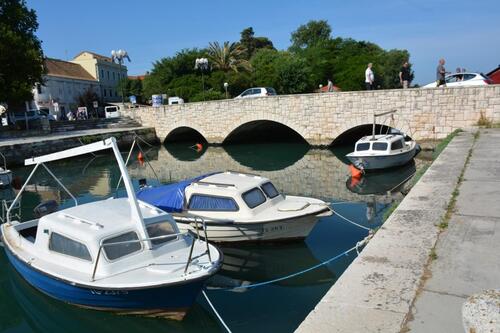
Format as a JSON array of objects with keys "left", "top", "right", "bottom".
[{"left": 33, "top": 200, "right": 59, "bottom": 218}]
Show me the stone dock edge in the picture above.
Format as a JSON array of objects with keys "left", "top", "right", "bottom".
[
  {"left": 295, "top": 131, "right": 475, "bottom": 332},
  {"left": 0, "top": 127, "right": 158, "bottom": 166}
]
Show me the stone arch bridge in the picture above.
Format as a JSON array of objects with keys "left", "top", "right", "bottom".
[{"left": 122, "top": 86, "right": 500, "bottom": 146}]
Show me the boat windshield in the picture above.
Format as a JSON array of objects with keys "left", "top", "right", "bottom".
[
  {"left": 242, "top": 188, "right": 267, "bottom": 209},
  {"left": 146, "top": 221, "right": 177, "bottom": 245},
  {"left": 391, "top": 140, "right": 404, "bottom": 150},
  {"left": 102, "top": 231, "right": 142, "bottom": 261},
  {"left": 261, "top": 182, "right": 280, "bottom": 198},
  {"left": 356, "top": 143, "right": 370, "bottom": 151},
  {"left": 372, "top": 142, "right": 388, "bottom": 151}
]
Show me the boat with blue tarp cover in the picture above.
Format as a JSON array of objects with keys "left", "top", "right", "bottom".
[
  {"left": 137, "top": 171, "right": 332, "bottom": 242},
  {"left": 1, "top": 138, "right": 222, "bottom": 320}
]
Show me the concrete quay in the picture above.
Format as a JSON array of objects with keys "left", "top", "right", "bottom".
[
  {"left": 407, "top": 129, "right": 500, "bottom": 332},
  {"left": 296, "top": 131, "right": 479, "bottom": 332},
  {"left": 0, "top": 126, "right": 157, "bottom": 166}
]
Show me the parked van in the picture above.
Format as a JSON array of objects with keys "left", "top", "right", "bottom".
[{"left": 104, "top": 106, "right": 120, "bottom": 118}]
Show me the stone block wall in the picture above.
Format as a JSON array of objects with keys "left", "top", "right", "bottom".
[{"left": 122, "top": 85, "right": 500, "bottom": 146}]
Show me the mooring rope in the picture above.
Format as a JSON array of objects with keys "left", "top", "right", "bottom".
[{"left": 202, "top": 290, "right": 233, "bottom": 333}]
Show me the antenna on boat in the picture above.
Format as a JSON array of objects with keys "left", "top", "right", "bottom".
[{"left": 372, "top": 109, "right": 397, "bottom": 140}]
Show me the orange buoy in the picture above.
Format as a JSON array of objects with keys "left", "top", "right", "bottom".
[
  {"left": 349, "top": 164, "right": 363, "bottom": 179},
  {"left": 137, "top": 151, "right": 144, "bottom": 161},
  {"left": 195, "top": 143, "right": 203, "bottom": 152}
]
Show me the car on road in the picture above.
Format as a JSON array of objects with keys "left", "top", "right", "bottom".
[
  {"left": 422, "top": 72, "right": 492, "bottom": 88},
  {"left": 235, "top": 87, "right": 277, "bottom": 99}
]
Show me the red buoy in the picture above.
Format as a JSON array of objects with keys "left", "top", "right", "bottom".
[
  {"left": 137, "top": 151, "right": 144, "bottom": 161},
  {"left": 195, "top": 143, "right": 203, "bottom": 152},
  {"left": 349, "top": 164, "right": 363, "bottom": 179}
]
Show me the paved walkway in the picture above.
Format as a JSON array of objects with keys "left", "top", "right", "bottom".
[
  {"left": 407, "top": 128, "right": 500, "bottom": 332},
  {"left": 296, "top": 132, "right": 475, "bottom": 332},
  {"left": 0, "top": 126, "right": 148, "bottom": 147}
]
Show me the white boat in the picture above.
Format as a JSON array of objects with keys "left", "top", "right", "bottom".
[
  {"left": 1, "top": 138, "right": 222, "bottom": 320},
  {"left": 0, "top": 152, "right": 12, "bottom": 187},
  {"left": 137, "top": 171, "right": 332, "bottom": 242},
  {"left": 346, "top": 110, "right": 420, "bottom": 171}
]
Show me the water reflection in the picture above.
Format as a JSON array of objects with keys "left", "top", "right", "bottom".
[
  {"left": 223, "top": 143, "right": 310, "bottom": 171},
  {"left": 164, "top": 143, "right": 207, "bottom": 161},
  {"left": 1, "top": 143, "right": 430, "bottom": 333},
  {"left": 209, "top": 242, "right": 335, "bottom": 290},
  {"left": 346, "top": 161, "right": 417, "bottom": 195},
  {"left": 3, "top": 258, "right": 220, "bottom": 333}
]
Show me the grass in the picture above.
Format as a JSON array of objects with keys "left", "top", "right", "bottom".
[
  {"left": 477, "top": 111, "right": 493, "bottom": 128},
  {"left": 429, "top": 249, "right": 438, "bottom": 260},
  {"left": 432, "top": 129, "right": 462, "bottom": 160}
]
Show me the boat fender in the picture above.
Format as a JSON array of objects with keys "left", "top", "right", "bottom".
[{"left": 349, "top": 164, "right": 363, "bottom": 179}]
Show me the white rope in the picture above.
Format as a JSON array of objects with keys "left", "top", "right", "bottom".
[
  {"left": 202, "top": 290, "right": 233, "bottom": 333},
  {"left": 311, "top": 202, "right": 373, "bottom": 232},
  {"left": 334, "top": 210, "right": 372, "bottom": 231}
]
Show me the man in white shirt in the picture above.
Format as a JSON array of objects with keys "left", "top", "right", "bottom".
[{"left": 365, "top": 63, "right": 374, "bottom": 90}]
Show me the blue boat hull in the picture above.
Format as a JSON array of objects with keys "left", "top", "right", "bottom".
[{"left": 4, "top": 245, "right": 208, "bottom": 319}]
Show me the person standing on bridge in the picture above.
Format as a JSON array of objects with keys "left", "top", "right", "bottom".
[
  {"left": 399, "top": 62, "right": 411, "bottom": 89},
  {"left": 327, "top": 78, "right": 334, "bottom": 92},
  {"left": 365, "top": 63, "right": 374, "bottom": 90},
  {"left": 436, "top": 58, "right": 448, "bottom": 87}
]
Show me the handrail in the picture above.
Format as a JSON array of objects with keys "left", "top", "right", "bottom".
[
  {"left": 41, "top": 163, "right": 78, "bottom": 207},
  {"left": 195, "top": 181, "right": 236, "bottom": 188},
  {"left": 6, "top": 163, "right": 41, "bottom": 224},
  {"left": 0, "top": 151, "right": 7, "bottom": 170}
]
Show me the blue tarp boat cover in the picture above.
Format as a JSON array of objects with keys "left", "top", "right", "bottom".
[{"left": 136, "top": 172, "right": 218, "bottom": 213}]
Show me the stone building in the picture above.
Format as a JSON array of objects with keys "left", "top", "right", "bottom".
[
  {"left": 31, "top": 51, "right": 128, "bottom": 118},
  {"left": 32, "top": 58, "right": 100, "bottom": 118}
]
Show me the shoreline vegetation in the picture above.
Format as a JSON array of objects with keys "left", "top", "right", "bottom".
[{"left": 120, "top": 20, "right": 414, "bottom": 104}]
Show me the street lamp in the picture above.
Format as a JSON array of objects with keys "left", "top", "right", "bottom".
[
  {"left": 223, "top": 82, "right": 229, "bottom": 99},
  {"left": 195, "top": 58, "right": 209, "bottom": 101},
  {"left": 111, "top": 49, "right": 131, "bottom": 106}
]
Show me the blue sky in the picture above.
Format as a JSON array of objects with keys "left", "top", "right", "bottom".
[{"left": 27, "top": 0, "right": 499, "bottom": 85}]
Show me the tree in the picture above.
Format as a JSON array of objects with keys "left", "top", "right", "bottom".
[
  {"left": 290, "top": 20, "right": 332, "bottom": 50},
  {"left": 207, "top": 41, "right": 251, "bottom": 72},
  {"left": 239, "top": 27, "right": 274, "bottom": 59},
  {"left": 118, "top": 78, "right": 144, "bottom": 102},
  {"left": 251, "top": 49, "right": 311, "bottom": 94},
  {"left": 76, "top": 87, "right": 100, "bottom": 116},
  {"left": 0, "top": 0, "right": 44, "bottom": 110}
]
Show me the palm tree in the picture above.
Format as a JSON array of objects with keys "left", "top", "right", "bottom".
[{"left": 207, "top": 41, "right": 251, "bottom": 72}]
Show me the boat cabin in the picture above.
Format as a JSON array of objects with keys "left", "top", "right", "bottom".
[
  {"left": 183, "top": 171, "right": 285, "bottom": 220},
  {"left": 14, "top": 198, "right": 184, "bottom": 279},
  {"left": 354, "top": 134, "right": 408, "bottom": 155}
]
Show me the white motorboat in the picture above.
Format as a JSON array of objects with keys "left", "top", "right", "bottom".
[
  {"left": 0, "top": 152, "right": 12, "bottom": 187},
  {"left": 1, "top": 138, "right": 222, "bottom": 320},
  {"left": 137, "top": 171, "right": 332, "bottom": 242},
  {"left": 346, "top": 110, "right": 420, "bottom": 171}
]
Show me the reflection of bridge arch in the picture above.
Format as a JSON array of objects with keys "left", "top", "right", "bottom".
[{"left": 128, "top": 146, "right": 413, "bottom": 204}]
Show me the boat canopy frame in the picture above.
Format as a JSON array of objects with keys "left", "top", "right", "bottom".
[{"left": 5, "top": 137, "right": 154, "bottom": 250}]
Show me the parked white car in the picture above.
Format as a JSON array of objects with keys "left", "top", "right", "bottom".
[
  {"left": 423, "top": 72, "right": 492, "bottom": 88},
  {"left": 235, "top": 87, "right": 277, "bottom": 99},
  {"left": 168, "top": 96, "right": 184, "bottom": 105}
]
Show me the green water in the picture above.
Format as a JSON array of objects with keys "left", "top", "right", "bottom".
[{"left": 0, "top": 143, "right": 428, "bottom": 333}]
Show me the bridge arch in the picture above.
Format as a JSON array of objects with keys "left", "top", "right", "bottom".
[
  {"left": 331, "top": 123, "right": 413, "bottom": 147},
  {"left": 164, "top": 126, "right": 208, "bottom": 144},
  {"left": 223, "top": 119, "right": 309, "bottom": 145}
]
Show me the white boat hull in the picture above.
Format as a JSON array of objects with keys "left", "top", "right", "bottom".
[{"left": 174, "top": 212, "right": 329, "bottom": 243}]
